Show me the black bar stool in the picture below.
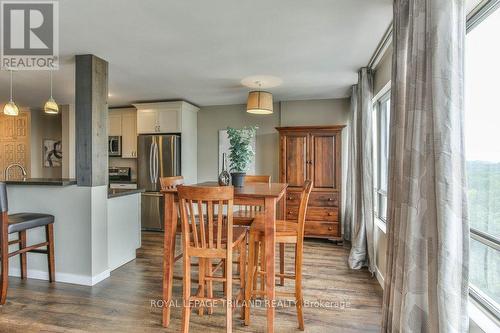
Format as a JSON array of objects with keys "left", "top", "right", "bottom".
[{"left": 0, "top": 182, "right": 55, "bottom": 305}]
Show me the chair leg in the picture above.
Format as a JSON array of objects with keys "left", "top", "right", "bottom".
[
  {"left": 225, "top": 248, "right": 233, "bottom": 333},
  {"left": 198, "top": 258, "right": 206, "bottom": 316},
  {"left": 295, "top": 244, "right": 304, "bottom": 331},
  {"left": 46, "top": 224, "right": 55, "bottom": 282},
  {"left": 222, "top": 259, "right": 227, "bottom": 296},
  {"left": 238, "top": 240, "right": 246, "bottom": 320},
  {"left": 244, "top": 234, "right": 256, "bottom": 326},
  {"left": 279, "top": 243, "right": 285, "bottom": 286},
  {"left": 0, "top": 219, "right": 8, "bottom": 305},
  {"left": 19, "top": 231, "right": 27, "bottom": 279},
  {"left": 252, "top": 241, "right": 259, "bottom": 297},
  {"left": 207, "top": 259, "right": 214, "bottom": 315},
  {"left": 259, "top": 241, "right": 265, "bottom": 295},
  {"left": 181, "top": 255, "right": 191, "bottom": 333}
]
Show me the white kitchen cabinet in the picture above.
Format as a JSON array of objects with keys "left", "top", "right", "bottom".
[
  {"left": 133, "top": 101, "right": 199, "bottom": 184},
  {"left": 135, "top": 102, "right": 182, "bottom": 134},
  {"left": 121, "top": 110, "right": 137, "bottom": 158},
  {"left": 136, "top": 109, "right": 157, "bottom": 134},
  {"left": 108, "top": 107, "right": 137, "bottom": 158},
  {"left": 108, "top": 112, "right": 122, "bottom": 136}
]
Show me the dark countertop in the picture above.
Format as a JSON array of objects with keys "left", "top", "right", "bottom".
[
  {"left": 109, "top": 180, "right": 137, "bottom": 184},
  {"left": 108, "top": 188, "right": 145, "bottom": 199},
  {"left": 4, "top": 178, "right": 77, "bottom": 186}
]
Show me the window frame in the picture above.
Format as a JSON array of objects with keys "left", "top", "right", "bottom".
[
  {"left": 465, "top": 0, "right": 500, "bottom": 321},
  {"left": 373, "top": 89, "right": 391, "bottom": 223}
]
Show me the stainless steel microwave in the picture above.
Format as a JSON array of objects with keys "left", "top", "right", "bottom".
[{"left": 108, "top": 136, "right": 122, "bottom": 156}]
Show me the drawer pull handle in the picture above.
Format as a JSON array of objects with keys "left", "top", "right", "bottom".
[
  {"left": 288, "top": 211, "right": 292, "bottom": 214},
  {"left": 328, "top": 227, "right": 333, "bottom": 231},
  {"left": 328, "top": 198, "right": 334, "bottom": 201},
  {"left": 328, "top": 212, "right": 333, "bottom": 216},
  {"left": 287, "top": 196, "right": 293, "bottom": 200}
]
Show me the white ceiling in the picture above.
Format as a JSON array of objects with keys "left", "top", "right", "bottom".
[{"left": 0, "top": 0, "right": 393, "bottom": 108}]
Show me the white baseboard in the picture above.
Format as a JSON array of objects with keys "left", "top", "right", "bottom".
[
  {"left": 375, "top": 265, "right": 385, "bottom": 289},
  {"left": 91, "top": 269, "right": 110, "bottom": 285},
  {"left": 9, "top": 268, "right": 110, "bottom": 286}
]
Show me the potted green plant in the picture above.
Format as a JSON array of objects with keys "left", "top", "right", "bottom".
[{"left": 226, "top": 126, "right": 257, "bottom": 187}]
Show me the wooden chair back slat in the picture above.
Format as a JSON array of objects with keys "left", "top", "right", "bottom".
[
  {"left": 239, "top": 175, "right": 271, "bottom": 213},
  {"left": 296, "top": 180, "right": 313, "bottom": 241},
  {"left": 208, "top": 203, "right": 214, "bottom": 248},
  {"left": 217, "top": 201, "right": 223, "bottom": 249},
  {"left": 177, "top": 185, "right": 234, "bottom": 252},
  {"left": 197, "top": 201, "right": 206, "bottom": 248},
  {"left": 160, "top": 176, "right": 184, "bottom": 190}
]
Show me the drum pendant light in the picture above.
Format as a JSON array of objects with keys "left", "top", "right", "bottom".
[
  {"left": 44, "top": 71, "right": 59, "bottom": 114},
  {"left": 3, "top": 70, "right": 19, "bottom": 116},
  {"left": 246, "top": 81, "right": 273, "bottom": 115}
]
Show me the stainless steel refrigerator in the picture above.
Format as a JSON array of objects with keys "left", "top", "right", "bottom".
[{"left": 138, "top": 134, "right": 181, "bottom": 230}]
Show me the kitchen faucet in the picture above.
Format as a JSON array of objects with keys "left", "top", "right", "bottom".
[{"left": 4, "top": 163, "right": 27, "bottom": 181}]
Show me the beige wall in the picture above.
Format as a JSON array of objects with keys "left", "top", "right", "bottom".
[
  {"left": 373, "top": 45, "right": 393, "bottom": 95},
  {"left": 197, "top": 103, "right": 281, "bottom": 182},
  {"left": 197, "top": 98, "right": 350, "bottom": 230},
  {"left": 280, "top": 99, "right": 350, "bottom": 126},
  {"left": 372, "top": 43, "right": 392, "bottom": 285},
  {"left": 30, "top": 108, "right": 62, "bottom": 178}
]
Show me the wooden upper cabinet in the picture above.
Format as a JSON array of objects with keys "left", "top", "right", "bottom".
[
  {"left": 0, "top": 111, "right": 31, "bottom": 181},
  {"left": 282, "top": 133, "right": 308, "bottom": 188}
]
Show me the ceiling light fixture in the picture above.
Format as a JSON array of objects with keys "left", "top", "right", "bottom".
[
  {"left": 3, "top": 70, "right": 19, "bottom": 116},
  {"left": 44, "top": 70, "right": 59, "bottom": 114},
  {"left": 246, "top": 81, "right": 273, "bottom": 115}
]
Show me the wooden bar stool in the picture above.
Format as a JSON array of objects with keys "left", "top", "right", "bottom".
[
  {"left": 0, "top": 182, "right": 55, "bottom": 305},
  {"left": 244, "top": 180, "right": 313, "bottom": 330},
  {"left": 177, "top": 185, "right": 247, "bottom": 333},
  {"left": 233, "top": 175, "right": 271, "bottom": 226}
]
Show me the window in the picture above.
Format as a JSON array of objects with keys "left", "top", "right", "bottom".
[
  {"left": 373, "top": 90, "right": 390, "bottom": 222},
  {"left": 465, "top": 3, "right": 500, "bottom": 319}
]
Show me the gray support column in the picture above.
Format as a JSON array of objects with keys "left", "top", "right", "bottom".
[{"left": 75, "top": 54, "right": 108, "bottom": 186}]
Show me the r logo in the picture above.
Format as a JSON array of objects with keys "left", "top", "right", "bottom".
[{"left": 1, "top": 1, "right": 58, "bottom": 69}]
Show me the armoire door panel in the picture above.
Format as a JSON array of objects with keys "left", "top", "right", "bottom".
[
  {"left": 285, "top": 135, "right": 308, "bottom": 187},
  {"left": 312, "top": 135, "right": 335, "bottom": 189}
]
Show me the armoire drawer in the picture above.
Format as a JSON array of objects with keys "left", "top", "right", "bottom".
[
  {"left": 304, "top": 221, "right": 340, "bottom": 238},
  {"left": 285, "top": 191, "right": 338, "bottom": 207},
  {"left": 286, "top": 206, "right": 338, "bottom": 222}
]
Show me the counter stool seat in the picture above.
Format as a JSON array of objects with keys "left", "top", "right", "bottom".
[
  {"left": 1, "top": 182, "right": 56, "bottom": 305},
  {"left": 8, "top": 213, "right": 54, "bottom": 234}
]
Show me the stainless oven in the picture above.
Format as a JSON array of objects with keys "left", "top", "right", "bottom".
[{"left": 108, "top": 136, "right": 122, "bottom": 156}]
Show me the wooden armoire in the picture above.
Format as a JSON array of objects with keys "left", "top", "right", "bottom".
[{"left": 277, "top": 126, "right": 344, "bottom": 240}]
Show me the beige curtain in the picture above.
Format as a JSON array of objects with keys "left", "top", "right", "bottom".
[
  {"left": 381, "top": 1, "right": 469, "bottom": 332},
  {"left": 347, "top": 68, "right": 375, "bottom": 273}
]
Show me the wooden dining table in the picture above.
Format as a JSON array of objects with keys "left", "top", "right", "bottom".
[{"left": 161, "top": 181, "right": 287, "bottom": 332}]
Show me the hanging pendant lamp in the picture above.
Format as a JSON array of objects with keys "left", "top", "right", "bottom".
[
  {"left": 3, "top": 70, "right": 19, "bottom": 116},
  {"left": 44, "top": 71, "right": 59, "bottom": 114},
  {"left": 246, "top": 81, "right": 273, "bottom": 115}
]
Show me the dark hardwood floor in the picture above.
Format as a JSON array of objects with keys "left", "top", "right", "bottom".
[{"left": 0, "top": 232, "right": 382, "bottom": 332}]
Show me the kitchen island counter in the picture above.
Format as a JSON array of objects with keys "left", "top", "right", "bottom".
[{"left": 4, "top": 178, "right": 77, "bottom": 186}]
